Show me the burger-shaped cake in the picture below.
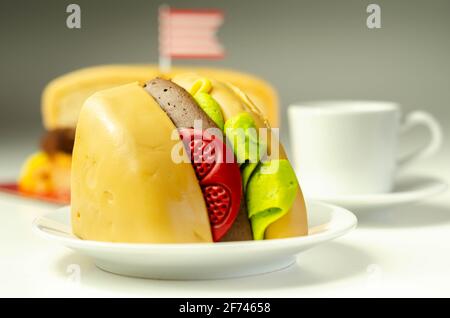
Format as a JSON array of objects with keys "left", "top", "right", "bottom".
[
  {"left": 18, "top": 66, "right": 279, "bottom": 203},
  {"left": 71, "top": 73, "right": 307, "bottom": 242}
]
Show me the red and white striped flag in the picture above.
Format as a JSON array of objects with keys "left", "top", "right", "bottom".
[{"left": 158, "top": 6, "right": 225, "bottom": 70}]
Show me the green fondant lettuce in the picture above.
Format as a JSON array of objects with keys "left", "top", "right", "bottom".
[
  {"left": 246, "top": 159, "right": 298, "bottom": 240},
  {"left": 224, "top": 112, "right": 262, "bottom": 165},
  {"left": 193, "top": 92, "right": 224, "bottom": 130}
]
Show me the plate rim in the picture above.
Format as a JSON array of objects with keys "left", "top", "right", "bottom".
[{"left": 32, "top": 200, "right": 357, "bottom": 251}]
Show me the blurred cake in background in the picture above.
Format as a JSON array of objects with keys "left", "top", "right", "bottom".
[{"left": 18, "top": 65, "right": 279, "bottom": 203}]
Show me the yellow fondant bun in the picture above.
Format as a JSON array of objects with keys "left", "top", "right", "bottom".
[{"left": 71, "top": 82, "right": 212, "bottom": 243}]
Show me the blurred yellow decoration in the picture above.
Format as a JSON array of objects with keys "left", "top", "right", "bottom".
[{"left": 18, "top": 152, "right": 71, "bottom": 200}]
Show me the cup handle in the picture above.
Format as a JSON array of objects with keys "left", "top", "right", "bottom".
[{"left": 397, "top": 111, "right": 443, "bottom": 169}]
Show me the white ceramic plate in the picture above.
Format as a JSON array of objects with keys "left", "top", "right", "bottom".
[
  {"left": 309, "top": 175, "right": 447, "bottom": 213},
  {"left": 32, "top": 201, "right": 357, "bottom": 280}
]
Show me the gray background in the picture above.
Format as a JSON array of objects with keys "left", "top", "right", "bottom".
[{"left": 0, "top": 0, "right": 449, "bottom": 172}]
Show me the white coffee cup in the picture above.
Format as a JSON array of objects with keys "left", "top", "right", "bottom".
[{"left": 288, "top": 100, "right": 442, "bottom": 196}]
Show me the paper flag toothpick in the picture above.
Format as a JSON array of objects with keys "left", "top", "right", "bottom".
[{"left": 158, "top": 5, "right": 225, "bottom": 72}]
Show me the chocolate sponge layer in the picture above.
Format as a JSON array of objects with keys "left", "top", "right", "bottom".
[
  {"left": 220, "top": 200, "right": 253, "bottom": 242},
  {"left": 41, "top": 128, "right": 76, "bottom": 155}
]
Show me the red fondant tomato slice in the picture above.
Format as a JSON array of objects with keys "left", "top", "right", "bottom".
[{"left": 179, "top": 128, "right": 242, "bottom": 242}]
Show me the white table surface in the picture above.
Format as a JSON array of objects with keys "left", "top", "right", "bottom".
[{"left": 1, "top": 133, "right": 449, "bottom": 298}]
